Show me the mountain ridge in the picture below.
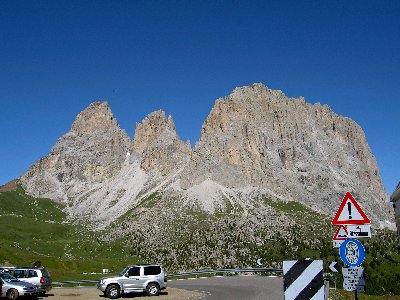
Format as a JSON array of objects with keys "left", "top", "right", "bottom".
[{"left": 18, "top": 83, "right": 395, "bottom": 229}]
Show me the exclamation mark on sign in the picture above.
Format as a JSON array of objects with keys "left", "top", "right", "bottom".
[{"left": 347, "top": 202, "right": 352, "bottom": 219}]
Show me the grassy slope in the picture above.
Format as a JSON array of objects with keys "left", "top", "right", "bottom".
[{"left": 0, "top": 186, "right": 137, "bottom": 281}]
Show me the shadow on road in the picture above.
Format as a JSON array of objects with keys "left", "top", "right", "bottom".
[
  {"left": 32, "top": 291, "right": 169, "bottom": 299},
  {"left": 98, "top": 291, "right": 169, "bottom": 298},
  {"left": 34, "top": 294, "right": 55, "bottom": 298}
]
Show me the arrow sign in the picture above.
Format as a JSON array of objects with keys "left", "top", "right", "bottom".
[
  {"left": 332, "top": 192, "right": 371, "bottom": 225},
  {"left": 329, "top": 262, "right": 338, "bottom": 273},
  {"left": 256, "top": 258, "right": 263, "bottom": 266}
]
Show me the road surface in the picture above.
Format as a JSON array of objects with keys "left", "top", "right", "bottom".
[
  {"left": 169, "top": 276, "right": 284, "bottom": 300},
  {"left": 29, "top": 276, "right": 283, "bottom": 299},
  {"left": 32, "top": 286, "right": 202, "bottom": 299}
]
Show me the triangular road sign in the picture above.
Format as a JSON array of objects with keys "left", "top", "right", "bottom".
[
  {"left": 332, "top": 192, "right": 371, "bottom": 225},
  {"left": 333, "top": 225, "right": 348, "bottom": 240}
]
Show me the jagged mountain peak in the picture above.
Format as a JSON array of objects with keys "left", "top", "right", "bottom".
[
  {"left": 132, "top": 109, "right": 191, "bottom": 173},
  {"left": 69, "top": 101, "right": 122, "bottom": 136},
  {"left": 230, "top": 83, "right": 287, "bottom": 101},
  {"left": 183, "top": 84, "right": 394, "bottom": 228},
  {"left": 21, "top": 101, "right": 130, "bottom": 201},
  {"left": 132, "top": 109, "right": 177, "bottom": 154}
]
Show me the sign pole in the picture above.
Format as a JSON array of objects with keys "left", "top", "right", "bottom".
[
  {"left": 334, "top": 274, "right": 336, "bottom": 290},
  {"left": 355, "top": 291, "right": 358, "bottom": 300}
]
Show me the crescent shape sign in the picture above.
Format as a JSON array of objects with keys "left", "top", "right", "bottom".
[{"left": 256, "top": 258, "right": 263, "bottom": 266}]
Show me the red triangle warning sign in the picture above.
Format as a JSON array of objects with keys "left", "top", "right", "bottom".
[
  {"left": 332, "top": 192, "right": 371, "bottom": 225},
  {"left": 332, "top": 225, "right": 348, "bottom": 240}
]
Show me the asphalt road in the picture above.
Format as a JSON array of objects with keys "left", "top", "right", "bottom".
[
  {"left": 169, "top": 276, "right": 284, "bottom": 300},
  {"left": 28, "top": 286, "right": 202, "bottom": 299}
]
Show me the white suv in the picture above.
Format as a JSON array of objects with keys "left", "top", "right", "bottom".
[
  {"left": 97, "top": 265, "right": 167, "bottom": 299},
  {"left": 8, "top": 267, "right": 52, "bottom": 295}
]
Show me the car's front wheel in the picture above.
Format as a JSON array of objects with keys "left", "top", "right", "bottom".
[
  {"left": 7, "top": 288, "right": 19, "bottom": 300},
  {"left": 146, "top": 283, "right": 160, "bottom": 296},
  {"left": 105, "top": 284, "right": 120, "bottom": 299}
]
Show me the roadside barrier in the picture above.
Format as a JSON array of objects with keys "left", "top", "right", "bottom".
[
  {"left": 52, "top": 279, "right": 99, "bottom": 286},
  {"left": 167, "top": 267, "right": 283, "bottom": 278},
  {"left": 52, "top": 267, "right": 283, "bottom": 286}
]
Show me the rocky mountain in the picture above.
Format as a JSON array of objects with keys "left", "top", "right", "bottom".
[
  {"left": 21, "top": 101, "right": 130, "bottom": 201},
  {"left": 20, "top": 84, "right": 395, "bottom": 231},
  {"left": 131, "top": 110, "right": 191, "bottom": 175},
  {"left": 181, "top": 84, "right": 393, "bottom": 227}
]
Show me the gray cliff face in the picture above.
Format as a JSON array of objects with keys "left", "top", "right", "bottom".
[
  {"left": 19, "top": 84, "right": 395, "bottom": 229},
  {"left": 181, "top": 84, "right": 392, "bottom": 226},
  {"left": 20, "top": 101, "right": 130, "bottom": 201},
  {"left": 132, "top": 110, "right": 191, "bottom": 175}
]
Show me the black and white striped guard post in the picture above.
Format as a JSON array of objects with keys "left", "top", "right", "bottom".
[{"left": 283, "top": 260, "right": 324, "bottom": 300}]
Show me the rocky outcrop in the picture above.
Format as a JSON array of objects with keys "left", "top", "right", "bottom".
[
  {"left": 20, "top": 102, "right": 130, "bottom": 201},
  {"left": 132, "top": 110, "right": 191, "bottom": 175},
  {"left": 62, "top": 110, "right": 192, "bottom": 228}
]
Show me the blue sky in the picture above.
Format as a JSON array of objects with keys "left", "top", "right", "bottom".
[{"left": 1, "top": 1, "right": 399, "bottom": 194}]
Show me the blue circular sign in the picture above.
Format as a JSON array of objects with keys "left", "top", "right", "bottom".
[{"left": 339, "top": 238, "right": 366, "bottom": 267}]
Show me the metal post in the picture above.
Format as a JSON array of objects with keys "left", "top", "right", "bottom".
[
  {"left": 355, "top": 291, "right": 358, "bottom": 300},
  {"left": 334, "top": 274, "right": 336, "bottom": 290}
]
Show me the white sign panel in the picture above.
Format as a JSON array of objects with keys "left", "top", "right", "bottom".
[
  {"left": 347, "top": 225, "right": 371, "bottom": 238},
  {"left": 332, "top": 240, "right": 345, "bottom": 248},
  {"left": 342, "top": 267, "right": 365, "bottom": 292}
]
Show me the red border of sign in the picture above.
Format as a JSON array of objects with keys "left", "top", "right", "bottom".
[
  {"left": 332, "top": 225, "right": 348, "bottom": 240},
  {"left": 331, "top": 192, "right": 371, "bottom": 225}
]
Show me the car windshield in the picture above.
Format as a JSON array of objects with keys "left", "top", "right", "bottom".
[
  {"left": 119, "top": 267, "right": 130, "bottom": 276},
  {"left": 0, "top": 273, "right": 19, "bottom": 282}
]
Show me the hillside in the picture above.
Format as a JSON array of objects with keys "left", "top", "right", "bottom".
[
  {"left": 0, "top": 184, "right": 399, "bottom": 295},
  {"left": 0, "top": 185, "right": 134, "bottom": 280}
]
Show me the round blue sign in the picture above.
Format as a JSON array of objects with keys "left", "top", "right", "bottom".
[{"left": 339, "top": 238, "right": 366, "bottom": 267}]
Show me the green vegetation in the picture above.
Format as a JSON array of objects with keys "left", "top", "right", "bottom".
[
  {"left": 330, "top": 290, "right": 400, "bottom": 299},
  {"left": 264, "top": 198, "right": 314, "bottom": 214},
  {"left": 0, "top": 187, "right": 137, "bottom": 281},
  {"left": 138, "top": 192, "right": 161, "bottom": 209}
]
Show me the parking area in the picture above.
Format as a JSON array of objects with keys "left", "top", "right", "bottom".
[{"left": 33, "top": 287, "right": 203, "bottom": 300}]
